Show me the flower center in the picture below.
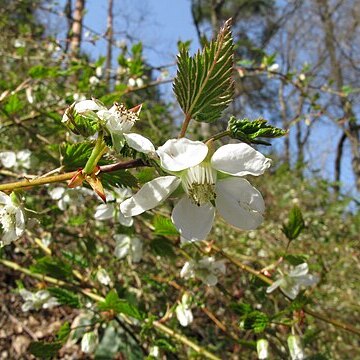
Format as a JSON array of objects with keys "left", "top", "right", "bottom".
[
  {"left": 182, "top": 163, "right": 217, "bottom": 206},
  {"left": 0, "top": 205, "right": 17, "bottom": 232},
  {"left": 110, "top": 103, "right": 138, "bottom": 133}
]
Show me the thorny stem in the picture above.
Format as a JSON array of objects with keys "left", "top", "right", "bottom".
[
  {"left": 0, "top": 258, "right": 221, "bottom": 360},
  {"left": 0, "top": 159, "right": 146, "bottom": 193}
]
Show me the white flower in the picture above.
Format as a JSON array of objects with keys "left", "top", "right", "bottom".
[
  {"left": 0, "top": 150, "right": 31, "bottom": 170},
  {"left": 120, "top": 138, "right": 271, "bottom": 242},
  {"left": 96, "top": 268, "right": 111, "bottom": 285},
  {"left": 19, "top": 289, "right": 59, "bottom": 312},
  {"left": 180, "top": 257, "right": 225, "bottom": 286},
  {"left": 266, "top": 263, "right": 319, "bottom": 300},
  {"left": 175, "top": 293, "right": 193, "bottom": 327},
  {"left": 89, "top": 76, "right": 100, "bottom": 86},
  {"left": 0, "top": 192, "right": 25, "bottom": 246},
  {"left": 26, "top": 87, "right": 34, "bottom": 104},
  {"left": 128, "top": 78, "right": 136, "bottom": 87},
  {"left": 149, "top": 346, "right": 160, "bottom": 357},
  {"left": 94, "top": 187, "right": 133, "bottom": 227},
  {"left": 114, "top": 234, "right": 142, "bottom": 263},
  {"left": 136, "top": 78, "right": 144, "bottom": 87},
  {"left": 73, "top": 93, "right": 86, "bottom": 102},
  {"left": 81, "top": 331, "right": 98, "bottom": 354},
  {"left": 67, "top": 99, "right": 155, "bottom": 154},
  {"left": 287, "top": 335, "right": 304, "bottom": 360},
  {"left": 95, "top": 66, "right": 103, "bottom": 78},
  {"left": 14, "top": 39, "right": 25, "bottom": 48},
  {"left": 268, "top": 63, "right": 279, "bottom": 72},
  {"left": 257, "top": 339, "right": 269, "bottom": 359},
  {"left": 49, "top": 187, "right": 72, "bottom": 211}
]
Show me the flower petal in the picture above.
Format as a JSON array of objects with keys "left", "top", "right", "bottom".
[
  {"left": 118, "top": 211, "right": 133, "bottom": 227},
  {"left": 124, "top": 133, "right": 155, "bottom": 154},
  {"left": 211, "top": 143, "right": 271, "bottom": 176},
  {"left": 94, "top": 203, "right": 114, "bottom": 220},
  {"left": 120, "top": 176, "right": 180, "bottom": 217},
  {"left": 157, "top": 138, "right": 208, "bottom": 171},
  {"left": 114, "top": 234, "right": 130, "bottom": 259},
  {"left": 289, "top": 263, "right": 309, "bottom": 277},
  {"left": 74, "top": 99, "right": 103, "bottom": 113},
  {"left": 171, "top": 196, "right": 215, "bottom": 241},
  {"left": 266, "top": 278, "right": 283, "bottom": 294},
  {"left": 216, "top": 177, "right": 265, "bottom": 230},
  {"left": 0, "top": 151, "right": 17, "bottom": 168}
]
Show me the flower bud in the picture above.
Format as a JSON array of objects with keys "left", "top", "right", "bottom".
[
  {"left": 256, "top": 339, "right": 269, "bottom": 359},
  {"left": 287, "top": 335, "right": 304, "bottom": 360}
]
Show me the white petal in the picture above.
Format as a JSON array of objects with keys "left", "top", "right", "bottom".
[
  {"left": 216, "top": 178, "right": 265, "bottom": 230},
  {"left": 295, "top": 274, "right": 319, "bottom": 287},
  {"left": 94, "top": 203, "right": 114, "bottom": 220},
  {"left": 49, "top": 187, "right": 65, "bottom": 200},
  {"left": 171, "top": 196, "right": 215, "bottom": 241},
  {"left": 281, "top": 283, "right": 300, "bottom": 300},
  {"left": 15, "top": 208, "right": 25, "bottom": 236},
  {"left": 157, "top": 138, "right": 208, "bottom": 171},
  {"left": 175, "top": 304, "right": 193, "bottom": 327},
  {"left": 130, "top": 237, "right": 143, "bottom": 263},
  {"left": 117, "top": 211, "right": 133, "bottom": 227},
  {"left": 124, "top": 133, "right": 155, "bottom": 154},
  {"left": 114, "top": 234, "right": 130, "bottom": 259},
  {"left": 180, "top": 261, "right": 195, "bottom": 279},
  {"left": 289, "top": 263, "right": 309, "bottom": 277},
  {"left": 0, "top": 151, "right": 17, "bottom": 168},
  {"left": 0, "top": 192, "right": 11, "bottom": 205},
  {"left": 120, "top": 176, "right": 180, "bottom": 217},
  {"left": 211, "top": 143, "right": 271, "bottom": 176},
  {"left": 266, "top": 278, "right": 284, "bottom": 294},
  {"left": 74, "top": 99, "right": 103, "bottom": 113}
]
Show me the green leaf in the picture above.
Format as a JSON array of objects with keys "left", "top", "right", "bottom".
[
  {"left": 153, "top": 215, "right": 179, "bottom": 236},
  {"left": 229, "top": 302, "right": 252, "bottom": 316},
  {"left": 100, "top": 170, "right": 138, "bottom": 189},
  {"left": 240, "top": 311, "right": 269, "bottom": 333},
  {"left": 150, "top": 237, "right": 176, "bottom": 259},
  {"left": 98, "top": 289, "right": 144, "bottom": 320},
  {"left": 60, "top": 142, "right": 94, "bottom": 170},
  {"left": 56, "top": 322, "right": 71, "bottom": 343},
  {"left": 282, "top": 206, "right": 305, "bottom": 241},
  {"left": 29, "top": 341, "right": 62, "bottom": 359},
  {"left": 173, "top": 19, "right": 234, "bottom": 123},
  {"left": 48, "top": 287, "right": 81, "bottom": 308},
  {"left": 4, "top": 94, "right": 24, "bottom": 114},
  {"left": 228, "top": 117, "right": 287, "bottom": 145},
  {"left": 284, "top": 254, "right": 309, "bottom": 266},
  {"left": 30, "top": 256, "right": 73, "bottom": 281}
]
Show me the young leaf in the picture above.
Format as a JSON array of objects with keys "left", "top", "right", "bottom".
[
  {"left": 150, "top": 237, "right": 176, "bottom": 259},
  {"left": 282, "top": 206, "right": 305, "bottom": 241},
  {"left": 240, "top": 311, "right": 269, "bottom": 333},
  {"left": 98, "top": 289, "right": 144, "bottom": 320},
  {"left": 56, "top": 322, "right": 71, "bottom": 343},
  {"left": 173, "top": 19, "right": 234, "bottom": 123},
  {"left": 228, "top": 117, "right": 287, "bottom": 145},
  {"left": 60, "top": 142, "right": 94, "bottom": 170},
  {"left": 48, "top": 287, "right": 81, "bottom": 308},
  {"left": 30, "top": 256, "right": 74, "bottom": 281},
  {"left": 153, "top": 215, "right": 179, "bottom": 236}
]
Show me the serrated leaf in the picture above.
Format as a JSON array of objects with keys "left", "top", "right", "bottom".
[
  {"left": 100, "top": 170, "right": 138, "bottom": 189},
  {"left": 29, "top": 341, "right": 62, "bottom": 359},
  {"left": 150, "top": 237, "right": 176, "bottom": 259},
  {"left": 98, "top": 289, "right": 144, "bottom": 320},
  {"left": 4, "top": 94, "right": 24, "bottom": 114},
  {"left": 48, "top": 287, "right": 81, "bottom": 308},
  {"left": 173, "top": 19, "right": 234, "bottom": 123},
  {"left": 57, "top": 322, "right": 71, "bottom": 343},
  {"left": 153, "top": 215, "right": 179, "bottom": 236},
  {"left": 229, "top": 302, "right": 252, "bottom": 316},
  {"left": 30, "top": 256, "right": 73, "bottom": 281},
  {"left": 282, "top": 206, "right": 305, "bottom": 241},
  {"left": 228, "top": 117, "right": 287, "bottom": 145},
  {"left": 61, "top": 142, "right": 94, "bottom": 170},
  {"left": 241, "top": 311, "right": 269, "bottom": 333}
]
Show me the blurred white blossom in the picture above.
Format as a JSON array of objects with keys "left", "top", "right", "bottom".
[
  {"left": 0, "top": 192, "right": 25, "bottom": 246},
  {"left": 96, "top": 267, "right": 111, "bottom": 285},
  {"left": 175, "top": 293, "right": 193, "bottom": 327},
  {"left": 94, "top": 187, "right": 133, "bottom": 227},
  {"left": 89, "top": 76, "right": 100, "bottom": 86},
  {"left": 287, "top": 335, "right": 305, "bottom": 360},
  {"left": 0, "top": 150, "right": 31, "bottom": 170},
  {"left": 266, "top": 263, "right": 319, "bottom": 299},
  {"left": 257, "top": 339, "right": 269, "bottom": 359},
  {"left": 180, "top": 256, "right": 225, "bottom": 286},
  {"left": 19, "top": 289, "right": 59, "bottom": 312},
  {"left": 81, "top": 331, "right": 98, "bottom": 354},
  {"left": 114, "top": 234, "right": 142, "bottom": 263}
]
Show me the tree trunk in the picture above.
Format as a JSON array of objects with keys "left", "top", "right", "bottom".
[
  {"left": 316, "top": 0, "right": 360, "bottom": 190},
  {"left": 105, "top": 0, "right": 114, "bottom": 89},
  {"left": 69, "top": 0, "right": 85, "bottom": 59}
]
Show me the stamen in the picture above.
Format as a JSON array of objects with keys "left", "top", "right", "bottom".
[{"left": 182, "top": 163, "right": 217, "bottom": 206}]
